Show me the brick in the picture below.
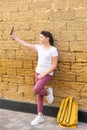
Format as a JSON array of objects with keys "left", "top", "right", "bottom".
[
  {"left": 1, "top": 59, "right": 22, "bottom": 68},
  {"left": 2, "top": 13, "right": 11, "bottom": 22},
  {"left": 29, "top": 51, "right": 37, "bottom": 60},
  {"left": 16, "top": 49, "right": 32, "bottom": 60},
  {"left": 3, "top": 91, "right": 24, "bottom": 100},
  {"left": 0, "top": 22, "right": 16, "bottom": 32},
  {"left": 70, "top": 82, "right": 85, "bottom": 91},
  {"left": 22, "top": 60, "right": 33, "bottom": 69},
  {"left": 58, "top": 62, "right": 70, "bottom": 71},
  {"left": 29, "top": 1, "right": 51, "bottom": 11},
  {"left": 7, "top": 50, "right": 16, "bottom": 59},
  {"left": 47, "top": 10, "right": 76, "bottom": 20},
  {"left": 71, "top": 63, "right": 87, "bottom": 73},
  {"left": 76, "top": 52, "right": 87, "bottom": 62},
  {"left": 55, "top": 20, "right": 66, "bottom": 29},
  {"left": 0, "top": 82, "right": 8, "bottom": 91},
  {"left": 7, "top": 68, "right": 16, "bottom": 76},
  {"left": 31, "top": 21, "right": 66, "bottom": 36},
  {"left": 33, "top": 11, "right": 46, "bottom": 21},
  {"left": 81, "top": 92, "right": 87, "bottom": 98},
  {"left": 45, "top": 79, "right": 57, "bottom": 88},
  {"left": 60, "top": 30, "right": 76, "bottom": 42},
  {"left": 76, "top": 31, "right": 87, "bottom": 41},
  {"left": 0, "top": 67, "right": 7, "bottom": 75},
  {"left": 68, "top": 0, "right": 87, "bottom": 9},
  {"left": 70, "top": 42, "right": 87, "bottom": 52},
  {"left": 54, "top": 87, "right": 80, "bottom": 100},
  {"left": 23, "top": 92, "right": 36, "bottom": 102},
  {"left": 0, "top": 50, "right": 7, "bottom": 58},
  {"left": 3, "top": 31, "right": 12, "bottom": 40},
  {"left": 51, "top": 0, "right": 67, "bottom": 9},
  {"left": 59, "top": 52, "right": 75, "bottom": 62},
  {"left": 30, "top": 22, "right": 45, "bottom": 36},
  {"left": 17, "top": 69, "right": 34, "bottom": 77},
  {"left": 0, "top": 93, "right": 3, "bottom": 98},
  {"left": 18, "top": 1, "right": 29, "bottom": 11},
  {"left": 0, "top": 14, "right": 2, "bottom": 21},
  {"left": 47, "top": 11, "right": 59, "bottom": 21},
  {"left": 82, "top": 84, "right": 87, "bottom": 91},
  {"left": 52, "top": 96, "right": 62, "bottom": 106},
  {"left": 18, "top": 84, "right": 36, "bottom": 102},
  {"left": 11, "top": 12, "right": 34, "bottom": 22},
  {"left": 8, "top": 82, "right": 18, "bottom": 91},
  {"left": 58, "top": 42, "right": 69, "bottom": 51},
  {"left": 0, "top": 77, "right": 2, "bottom": 82},
  {"left": 55, "top": 71, "right": 76, "bottom": 82},
  {"left": 54, "top": 81, "right": 71, "bottom": 88},
  {"left": 0, "top": 1, "right": 18, "bottom": 12},
  {"left": 77, "top": 72, "right": 87, "bottom": 83},
  {"left": 18, "top": 84, "right": 32, "bottom": 92},
  {"left": 79, "top": 99, "right": 87, "bottom": 110},
  {"left": 75, "top": 8, "right": 87, "bottom": 19},
  {"left": 16, "top": 30, "right": 35, "bottom": 41},
  {"left": 0, "top": 41, "right": 20, "bottom": 50},
  {"left": 0, "top": 31, "right": 3, "bottom": 40},
  {"left": 3, "top": 75, "right": 24, "bottom": 84},
  {"left": 25, "top": 77, "right": 34, "bottom": 85},
  {"left": 67, "top": 20, "right": 87, "bottom": 30},
  {"left": 18, "top": 22, "right": 30, "bottom": 30},
  {"left": 23, "top": 96, "right": 36, "bottom": 102}
]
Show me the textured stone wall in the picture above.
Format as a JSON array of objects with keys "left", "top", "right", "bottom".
[{"left": 0, "top": 0, "right": 87, "bottom": 110}]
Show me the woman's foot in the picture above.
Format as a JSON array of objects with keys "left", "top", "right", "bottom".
[
  {"left": 31, "top": 115, "right": 44, "bottom": 126},
  {"left": 47, "top": 87, "right": 54, "bottom": 104}
]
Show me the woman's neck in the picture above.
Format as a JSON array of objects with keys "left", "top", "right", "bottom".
[
  {"left": 42, "top": 43, "right": 52, "bottom": 50},
  {"left": 43, "top": 42, "right": 51, "bottom": 48}
]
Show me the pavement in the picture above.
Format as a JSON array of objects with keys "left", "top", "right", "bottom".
[{"left": 0, "top": 108, "right": 87, "bottom": 130}]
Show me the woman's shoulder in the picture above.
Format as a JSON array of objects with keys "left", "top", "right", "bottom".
[
  {"left": 35, "top": 44, "right": 42, "bottom": 47},
  {"left": 51, "top": 46, "right": 58, "bottom": 51},
  {"left": 50, "top": 46, "right": 58, "bottom": 55},
  {"left": 35, "top": 44, "right": 43, "bottom": 51}
]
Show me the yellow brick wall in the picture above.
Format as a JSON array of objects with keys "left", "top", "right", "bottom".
[{"left": 0, "top": 0, "right": 87, "bottom": 110}]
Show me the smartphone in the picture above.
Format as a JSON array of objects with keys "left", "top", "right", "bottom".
[{"left": 10, "top": 27, "right": 14, "bottom": 35}]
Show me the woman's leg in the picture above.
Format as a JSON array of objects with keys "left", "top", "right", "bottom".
[
  {"left": 31, "top": 73, "right": 52, "bottom": 126},
  {"left": 33, "top": 73, "right": 52, "bottom": 113},
  {"left": 37, "top": 95, "right": 43, "bottom": 113}
]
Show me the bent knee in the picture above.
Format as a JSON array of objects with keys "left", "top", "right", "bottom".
[{"left": 33, "top": 87, "right": 40, "bottom": 94}]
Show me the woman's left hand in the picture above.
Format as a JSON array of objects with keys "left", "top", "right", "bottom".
[{"left": 37, "top": 74, "right": 45, "bottom": 79}]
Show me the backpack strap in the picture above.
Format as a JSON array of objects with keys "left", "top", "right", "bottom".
[
  {"left": 58, "top": 97, "right": 69, "bottom": 123},
  {"left": 66, "top": 97, "right": 73, "bottom": 124}
]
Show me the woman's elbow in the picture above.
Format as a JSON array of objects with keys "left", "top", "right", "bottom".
[{"left": 53, "top": 64, "right": 58, "bottom": 70}]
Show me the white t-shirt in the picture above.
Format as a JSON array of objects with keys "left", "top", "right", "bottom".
[{"left": 35, "top": 44, "right": 58, "bottom": 75}]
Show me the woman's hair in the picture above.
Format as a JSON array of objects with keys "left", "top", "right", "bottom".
[{"left": 40, "top": 31, "right": 54, "bottom": 46}]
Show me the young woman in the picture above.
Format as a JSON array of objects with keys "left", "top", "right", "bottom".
[{"left": 10, "top": 27, "right": 58, "bottom": 126}]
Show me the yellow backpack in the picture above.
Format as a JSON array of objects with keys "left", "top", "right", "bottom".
[{"left": 57, "top": 96, "right": 78, "bottom": 128}]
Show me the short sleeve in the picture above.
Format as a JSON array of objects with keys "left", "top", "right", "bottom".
[
  {"left": 51, "top": 47, "right": 58, "bottom": 57},
  {"left": 35, "top": 44, "right": 40, "bottom": 51}
]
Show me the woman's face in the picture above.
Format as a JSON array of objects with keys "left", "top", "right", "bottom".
[{"left": 39, "top": 34, "right": 49, "bottom": 44}]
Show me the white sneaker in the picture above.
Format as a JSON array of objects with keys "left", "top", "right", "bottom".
[
  {"left": 31, "top": 115, "right": 44, "bottom": 126},
  {"left": 47, "top": 87, "right": 54, "bottom": 104}
]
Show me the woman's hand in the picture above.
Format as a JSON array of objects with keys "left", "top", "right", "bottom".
[
  {"left": 9, "top": 26, "right": 36, "bottom": 50},
  {"left": 37, "top": 74, "right": 45, "bottom": 80}
]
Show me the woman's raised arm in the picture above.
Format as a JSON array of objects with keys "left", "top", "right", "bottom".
[{"left": 10, "top": 27, "right": 35, "bottom": 50}]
